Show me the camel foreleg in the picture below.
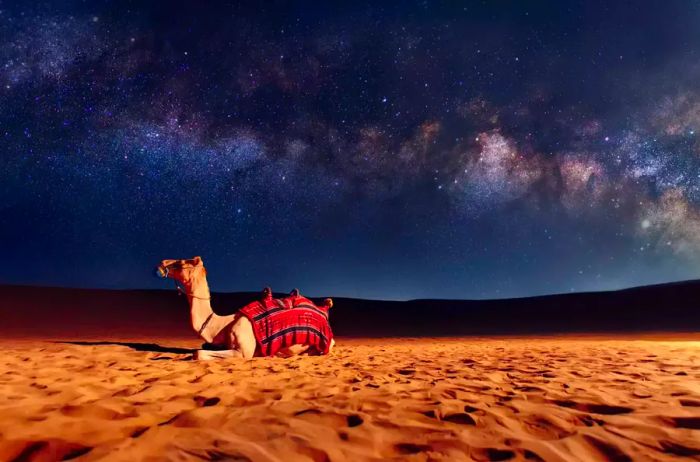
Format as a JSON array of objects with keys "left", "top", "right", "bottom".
[{"left": 194, "top": 349, "right": 244, "bottom": 360}]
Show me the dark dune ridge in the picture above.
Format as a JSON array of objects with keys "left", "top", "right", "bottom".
[{"left": 1, "top": 280, "right": 699, "bottom": 338}]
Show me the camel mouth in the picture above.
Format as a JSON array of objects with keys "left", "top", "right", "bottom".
[{"left": 155, "top": 265, "right": 169, "bottom": 278}]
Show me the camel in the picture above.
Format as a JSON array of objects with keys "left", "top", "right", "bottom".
[{"left": 156, "top": 256, "right": 335, "bottom": 360}]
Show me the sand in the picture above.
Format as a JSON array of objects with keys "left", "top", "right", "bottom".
[{"left": 0, "top": 337, "right": 698, "bottom": 462}]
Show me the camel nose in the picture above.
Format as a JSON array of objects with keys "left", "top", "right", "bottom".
[{"left": 154, "top": 265, "right": 168, "bottom": 278}]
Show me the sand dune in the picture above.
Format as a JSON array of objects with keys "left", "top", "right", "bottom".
[
  {"left": 3, "top": 281, "right": 700, "bottom": 338},
  {"left": 0, "top": 337, "right": 698, "bottom": 461}
]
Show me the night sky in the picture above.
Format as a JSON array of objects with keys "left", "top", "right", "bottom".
[{"left": 2, "top": 1, "right": 700, "bottom": 300}]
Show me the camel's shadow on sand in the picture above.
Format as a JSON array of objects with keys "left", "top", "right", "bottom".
[{"left": 56, "top": 341, "right": 196, "bottom": 356}]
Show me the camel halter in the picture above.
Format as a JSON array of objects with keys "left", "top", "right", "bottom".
[
  {"left": 159, "top": 265, "right": 211, "bottom": 300},
  {"left": 172, "top": 279, "right": 211, "bottom": 300}
]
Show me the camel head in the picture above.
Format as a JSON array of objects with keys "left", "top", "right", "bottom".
[{"left": 156, "top": 256, "right": 207, "bottom": 293}]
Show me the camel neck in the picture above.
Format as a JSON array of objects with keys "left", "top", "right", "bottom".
[
  {"left": 186, "top": 272, "right": 234, "bottom": 344},
  {"left": 189, "top": 296, "right": 216, "bottom": 343}
]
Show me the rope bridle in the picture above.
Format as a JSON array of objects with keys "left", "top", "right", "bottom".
[
  {"left": 173, "top": 279, "right": 211, "bottom": 300},
  {"left": 196, "top": 312, "right": 215, "bottom": 337}
]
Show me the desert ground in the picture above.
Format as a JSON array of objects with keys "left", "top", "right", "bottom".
[{"left": 0, "top": 336, "right": 699, "bottom": 462}]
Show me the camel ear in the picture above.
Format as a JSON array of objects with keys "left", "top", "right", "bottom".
[{"left": 193, "top": 256, "right": 203, "bottom": 266}]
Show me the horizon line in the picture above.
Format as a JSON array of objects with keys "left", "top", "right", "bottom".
[{"left": 0, "top": 278, "right": 697, "bottom": 303}]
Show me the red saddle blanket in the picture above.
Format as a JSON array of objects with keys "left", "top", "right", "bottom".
[{"left": 238, "top": 296, "right": 333, "bottom": 357}]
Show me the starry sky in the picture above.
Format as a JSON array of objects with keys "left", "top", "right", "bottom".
[{"left": 2, "top": 1, "right": 700, "bottom": 300}]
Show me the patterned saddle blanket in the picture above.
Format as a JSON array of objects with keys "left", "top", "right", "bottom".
[{"left": 238, "top": 295, "right": 333, "bottom": 357}]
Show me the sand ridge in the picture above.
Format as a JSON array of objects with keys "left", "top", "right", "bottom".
[{"left": 0, "top": 337, "right": 698, "bottom": 461}]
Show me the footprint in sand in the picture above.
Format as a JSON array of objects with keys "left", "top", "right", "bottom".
[
  {"left": 660, "top": 440, "right": 700, "bottom": 457},
  {"left": 660, "top": 416, "right": 700, "bottom": 430},
  {"left": 129, "top": 426, "right": 149, "bottom": 438},
  {"left": 294, "top": 408, "right": 365, "bottom": 429},
  {"left": 193, "top": 395, "right": 220, "bottom": 407},
  {"left": 3, "top": 439, "right": 92, "bottom": 462},
  {"left": 520, "top": 415, "right": 576, "bottom": 440},
  {"left": 422, "top": 409, "right": 477, "bottom": 425},
  {"left": 470, "top": 447, "right": 517, "bottom": 462},
  {"left": 60, "top": 404, "right": 137, "bottom": 420},
  {"left": 443, "top": 413, "right": 477, "bottom": 425},
  {"left": 583, "top": 434, "right": 632, "bottom": 462},
  {"left": 394, "top": 442, "right": 432, "bottom": 455},
  {"left": 346, "top": 414, "right": 364, "bottom": 427},
  {"left": 551, "top": 400, "right": 633, "bottom": 415}
]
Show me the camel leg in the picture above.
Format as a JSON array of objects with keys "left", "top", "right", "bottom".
[
  {"left": 231, "top": 316, "right": 257, "bottom": 359},
  {"left": 276, "top": 344, "right": 310, "bottom": 357},
  {"left": 194, "top": 349, "right": 244, "bottom": 360},
  {"left": 328, "top": 338, "right": 336, "bottom": 354}
]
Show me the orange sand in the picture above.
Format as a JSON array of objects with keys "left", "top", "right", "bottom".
[{"left": 0, "top": 337, "right": 699, "bottom": 461}]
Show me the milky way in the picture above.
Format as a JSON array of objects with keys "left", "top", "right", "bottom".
[{"left": 2, "top": 1, "right": 700, "bottom": 299}]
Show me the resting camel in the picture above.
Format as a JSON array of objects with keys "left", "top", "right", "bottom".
[{"left": 156, "top": 256, "right": 335, "bottom": 360}]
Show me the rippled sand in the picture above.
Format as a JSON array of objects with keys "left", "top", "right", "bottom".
[{"left": 0, "top": 337, "right": 699, "bottom": 461}]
